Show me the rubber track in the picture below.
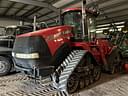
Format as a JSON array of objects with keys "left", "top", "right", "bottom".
[{"left": 52, "top": 50, "right": 87, "bottom": 94}]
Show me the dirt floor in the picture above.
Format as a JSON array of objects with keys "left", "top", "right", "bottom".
[
  {"left": 0, "top": 72, "right": 128, "bottom": 96},
  {"left": 0, "top": 72, "right": 58, "bottom": 96},
  {"left": 77, "top": 73, "right": 128, "bottom": 96}
]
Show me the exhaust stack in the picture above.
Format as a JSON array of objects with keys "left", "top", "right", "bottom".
[
  {"left": 33, "top": 16, "right": 37, "bottom": 31},
  {"left": 82, "top": 0, "right": 88, "bottom": 40}
]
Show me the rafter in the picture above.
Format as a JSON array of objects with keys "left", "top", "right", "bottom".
[
  {"left": 99, "top": 8, "right": 128, "bottom": 18},
  {"left": 0, "top": 15, "right": 33, "bottom": 22},
  {"left": 42, "top": 15, "right": 58, "bottom": 22},
  {"left": 48, "top": 0, "right": 60, "bottom": 4},
  {"left": 97, "top": 14, "right": 128, "bottom": 25},
  {"left": 24, "top": 7, "right": 43, "bottom": 17},
  {"left": 100, "top": 0, "right": 128, "bottom": 11},
  {"left": 38, "top": 11, "right": 53, "bottom": 19},
  {"left": 3, "top": 2, "right": 16, "bottom": 15},
  {"left": 21, "top": 6, "right": 38, "bottom": 17},
  {"left": 9, "top": 0, "right": 59, "bottom": 13},
  {"left": 14, "top": 4, "right": 28, "bottom": 15},
  {"left": 37, "top": 0, "right": 81, "bottom": 21}
]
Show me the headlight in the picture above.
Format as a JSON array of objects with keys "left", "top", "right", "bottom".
[{"left": 15, "top": 53, "right": 39, "bottom": 59}]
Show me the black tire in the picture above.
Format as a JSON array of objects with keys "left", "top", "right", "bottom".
[
  {"left": 85, "top": 77, "right": 90, "bottom": 86},
  {"left": 79, "top": 53, "right": 100, "bottom": 83},
  {"left": 67, "top": 73, "right": 79, "bottom": 93},
  {"left": 0, "top": 56, "right": 12, "bottom": 76},
  {"left": 79, "top": 78, "right": 85, "bottom": 89},
  {"left": 67, "top": 52, "right": 101, "bottom": 93},
  {"left": 89, "top": 75, "right": 94, "bottom": 84},
  {"left": 93, "top": 66, "right": 101, "bottom": 81},
  {"left": 107, "top": 48, "right": 121, "bottom": 74}
]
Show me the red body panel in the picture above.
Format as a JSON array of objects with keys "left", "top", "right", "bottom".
[
  {"left": 17, "top": 25, "right": 73, "bottom": 55},
  {"left": 71, "top": 39, "right": 115, "bottom": 65},
  {"left": 17, "top": 25, "right": 114, "bottom": 65},
  {"left": 71, "top": 42, "right": 101, "bottom": 64},
  {"left": 124, "top": 64, "right": 128, "bottom": 72}
]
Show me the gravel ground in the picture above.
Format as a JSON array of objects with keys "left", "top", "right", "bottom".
[
  {"left": 0, "top": 73, "right": 58, "bottom": 96},
  {"left": 0, "top": 73, "right": 128, "bottom": 96},
  {"left": 78, "top": 73, "right": 128, "bottom": 96}
]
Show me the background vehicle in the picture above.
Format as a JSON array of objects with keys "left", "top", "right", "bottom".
[
  {"left": 0, "top": 25, "right": 33, "bottom": 76},
  {"left": 12, "top": 0, "right": 122, "bottom": 94},
  {"left": 0, "top": 22, "right": 48, "bottom": 76}
]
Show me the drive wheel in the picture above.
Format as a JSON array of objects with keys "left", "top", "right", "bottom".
[
  {"left": 78, "top": 53, "right": 98, "bottom": 90},
  {"left": 85, "top": 77, "right": 90, "bottom": 86},
  {"left": 0, "top": 56, "right": 12, "bottom": 76},
  {"left": 79, "top": 78, "right": 85, "bottom": 89},
  {"left": 67, "top": 73, "right": 79, "bottom": 93},
  {"left": 107, "top": 48, "right": 121, "bottom": 74},
  {"left": 79, "top": 54, "right": 95, "bottom": 85},
  {"left": 110, "top": 65, "right": 116, "bottom": 74},
  {"left": 89, "top": 75, "right": 94, "bottom": 84},
  {"left": 93, "top": 66, "right": 101, "bottom": 81}
]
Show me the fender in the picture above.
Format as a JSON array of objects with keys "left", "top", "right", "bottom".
[
  {"left": 84, "top": 51, "right": 100, "bottom": 66},
  {"left": 50, "top": 42, "right": 71, "bottom": 69}
]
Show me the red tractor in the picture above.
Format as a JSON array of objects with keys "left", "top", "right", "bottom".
[{"left": 12, "top": 0, "right": 122, "bottom": 94}]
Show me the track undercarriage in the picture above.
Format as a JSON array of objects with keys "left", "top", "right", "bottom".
[{"left": 52, "top": 50, "right": 101, "bottom": 94}]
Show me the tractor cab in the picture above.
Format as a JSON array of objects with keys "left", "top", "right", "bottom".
[{"left": 62, "top": 8, "right": 98, "bottom": 41}]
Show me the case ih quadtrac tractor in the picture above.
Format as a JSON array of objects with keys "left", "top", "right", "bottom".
[
  {"left": 0, "top": 23, "right": 48, "bottom": 76},
  {"left": 12, "top": 0, "right": 122, "bottom": 94}
]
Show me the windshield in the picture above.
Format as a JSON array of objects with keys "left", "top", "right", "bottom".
[
  {"left": 63, "top": 11, "right": 82, "bottom": 28},
  {"left": 62, "top": 11, "right": 82, "bottom": 37}
]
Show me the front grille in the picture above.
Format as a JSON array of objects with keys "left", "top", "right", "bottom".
[{"left": 13, "top": 36, "right": 52, "bottom": 69}]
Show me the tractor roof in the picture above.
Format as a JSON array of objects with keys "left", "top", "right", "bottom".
[{"left": 63, "top": 7, "right": 99, "bottom": 17}]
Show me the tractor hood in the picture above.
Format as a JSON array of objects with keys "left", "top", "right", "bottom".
[
  {"left": 12, "top": 25, "right": 73, "bottom": 76},
  {"left": 17, "top": 25, "right": 73, "bottom": 38}
]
